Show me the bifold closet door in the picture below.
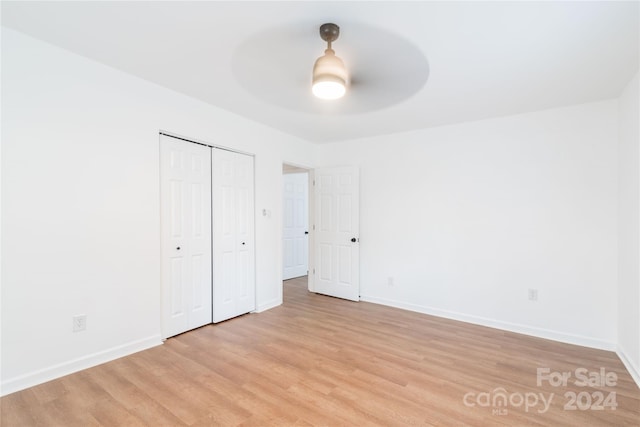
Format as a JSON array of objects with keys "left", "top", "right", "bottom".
[
  {"left": 160, "top": 135, "right": 212, "bottom": 338},
  {"left": 212, "top": 149, "right": 256, "bottom": 323}
]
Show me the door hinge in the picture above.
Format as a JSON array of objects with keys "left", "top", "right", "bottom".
[
  {"left": 313, "top": 179, "right": 316, "bottom": 186},
  {"left": 313, "top": 269, "right": 316, "bottom": 275},
  {"left": 313, "top": 224, "right": 316, "bottom": 230}
]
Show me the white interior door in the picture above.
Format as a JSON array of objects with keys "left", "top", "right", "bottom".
[
  {"left": 160, "top": 135, "right": 212, "bottom": 338},
  {"left": 283, "top": 172, "right": 309, "bottom": 280},
  {"left": 313, "top": 166, "right": 360, "bottom": 301},
  {"left": 212, "top": 149, "right": 256, "bottom": 323}
]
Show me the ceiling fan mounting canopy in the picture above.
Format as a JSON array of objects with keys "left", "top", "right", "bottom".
[{"left": 319, "top": 23, "right": 340, "bottom": 44}]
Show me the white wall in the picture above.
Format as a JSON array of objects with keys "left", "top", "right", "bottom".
[
  {"left": 1, "top": 28, "right": 315, "bottom": 394},
  {"left": 316, "top": 101, "right": 619, "bottom": 349},
  {"left": 618, "top": 72, "right": 640, "bottom": 384},
  {"left": 3, "top": 26, "right": 635, "bottom": 395}
]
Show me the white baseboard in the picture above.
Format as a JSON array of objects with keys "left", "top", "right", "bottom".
[
  {"left": 360, "top": 295, "right": 617, "bottom": 351},
  {"left": 616, "top": 346, "right": 640, "bottom": 389},
  {"left": 1, "top": 335, "right": 162, "bottom": 397},
  {"left": 255, "top": 297, "right": 281, "bottom": 313}
]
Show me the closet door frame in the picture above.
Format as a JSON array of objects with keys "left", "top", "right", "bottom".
[{"left": 159, "top": 131, "right": 256, "bottom": 339}]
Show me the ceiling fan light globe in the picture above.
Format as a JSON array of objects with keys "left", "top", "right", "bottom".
[{"left": 312, "top": 80, "right": 346, "bottom": 100}]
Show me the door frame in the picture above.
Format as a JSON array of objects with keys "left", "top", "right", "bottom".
[
  {"left": 282, "top": 170, "right": 310, "bottom": 280},
  {"left": 281, "top": 164, "right": 361, "bottom": 300},
  {"left": 282, "top": 163, "right": 316, "bottom": 294}
]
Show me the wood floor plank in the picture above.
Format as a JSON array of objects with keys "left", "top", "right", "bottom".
[{"left": 2, "top": 276, "right": 639, "bottom": 426}]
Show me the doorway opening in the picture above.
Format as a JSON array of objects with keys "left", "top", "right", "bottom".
[
  {"left": 281, "top": 164, "right": 360, "bottom": 304},
  {"left": 282, "top": 163, "right": 312, "bottom": 301}
]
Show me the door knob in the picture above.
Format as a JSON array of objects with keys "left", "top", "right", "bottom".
[
  {"left": 305, "top": 231, "right": 309, "bottom": 235},
  {"left": 176, "top": 247, "right": 181, "bottom": 250},
  {"left": 351, "top": 238, "right": 357, "bottom": 242},
  {"left": 242, "top": 242, "right": 246, "bottom": 245}
]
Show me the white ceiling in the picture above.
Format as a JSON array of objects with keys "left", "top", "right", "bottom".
[{"left": 2, "top": 1, "right": 638, "bottom": 143}]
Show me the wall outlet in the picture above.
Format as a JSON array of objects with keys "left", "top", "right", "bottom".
[
  {"left": 528, "top": 289, "right": 538, "bottom": 301},
  {"left": 387, "top": 277, "right": 394, "bottom": 287},
  {"left": 73, "top": 314, "right": 87, "bottom": 332}
]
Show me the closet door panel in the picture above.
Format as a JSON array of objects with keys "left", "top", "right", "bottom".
[
  {"left": 235, "top": 153, "right": 255, "bottom": 315},
  {"left": 160, "top": 135, "right": 212, "bottom": 338},
  {"left": 213, "top": 149, "right": 255, "bottom": 323}
]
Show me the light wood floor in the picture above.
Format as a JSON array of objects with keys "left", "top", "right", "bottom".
[{"left": 2, "top": 276, "right": 639, "bottom": 426}]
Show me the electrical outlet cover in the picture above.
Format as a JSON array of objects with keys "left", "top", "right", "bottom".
[{"left": 73, "top": 314, "right": 87, "bottom": 332}]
